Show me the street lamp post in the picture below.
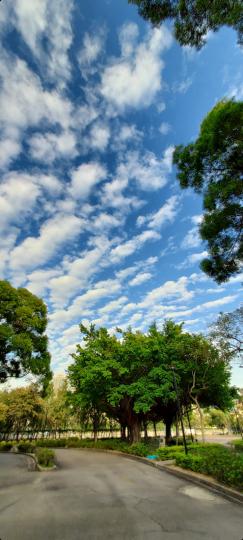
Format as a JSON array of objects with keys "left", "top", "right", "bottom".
[{"left": 171, "top": 366, "right": 188, "bottom": 455}]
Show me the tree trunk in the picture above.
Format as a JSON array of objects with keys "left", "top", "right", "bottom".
[
  {"left": 153, "top": 421, "right": 157, "bottom": 437},
  {"left": 175, "top": 415, "right": 179, "bottom": 445},
  {"left": 194, "top": 398, "right": 205, "bottom": 443},
  {"left": 165, "top": 420, "right": 172, "bottom": 445},
  {"left": 120, "top": 424, "right": 126, "bottom": 441},
  {"left": 130, "top": 418, "right": 141, "bottom": 443}
]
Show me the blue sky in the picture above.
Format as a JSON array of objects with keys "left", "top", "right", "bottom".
[{"left": 0, "top": 0, "right": 242, "bottom": 386}]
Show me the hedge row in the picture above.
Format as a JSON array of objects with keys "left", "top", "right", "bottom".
[
  {"left": 0, "top": 438, "right": 151, "bottom": 457},
  {"left": 175, "top": 445, "right": 243, "bottom": 490}
]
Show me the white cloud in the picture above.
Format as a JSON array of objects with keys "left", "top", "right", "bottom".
[
  {"left": 106, "top": 146, "right": 174, "bottom": 207},
  {"left": 99, "top": 296, "right": 128, "bottom": 314},
  {"left": 29, "top": 130, "right": 77, "bottom": 163},
  {"left": 228, "top": 83, "right": 243, "bottom": 101},
  {"left": 115, "top": 255, "right": 158, "bottom": 281},
  {"left": 27, "top": 268, "right": 61, "bottom": 296},
  {"left": 14, "top": 0, "right": 74, "bottom": 84},
  {"left": 119, "top": 22, "right": 139, "bottom": 57},
  {"left": 10, "top": 214, "right": 85, "bottom": 272},
  {"left": 182, "top": 215, "right": 203, "bottom": 249},
  {"left": 132, "top": 146, "right": 174, "bottom": 191},
  {"left": 100, "top": 25, "right": 172, "bottom": 111},
  {"left": 91, "top": 212, "right": 122, "bottom": 232},
  {"left": 172, "top": 77, "right": 193, "bottom": 94},
  {"left": 191, "top": 215, "right": 203, "bottom": 225},
  {"left": 0, "top": 138, "right": 21, "bottom": 169},
  {"left": 148, "top": 195, "right": 179, "bottom": 229},
  {"left": 129, "top": 272, "right": 152, "bottom": 287},
  {"left": 49, "top": 278, "right": 122, "bottom": 331},
  {"left": 0, "top": 173, "right": 40, "bottom": 231},
  {"left": 140, "top": 276, "right": 193, "bottom": 307},
  {"left": 178, "top": 250, "right": 208, "bottom": 269},
  {"left": 165, "top": 295, "right": 238, "bottom": 320},
  {"left": 48, "top": 239, "right": 112, "bottom": 307},
  {"left": 70, "top": 162, "right": 107, "bottom": 199},
  {"left": 89, "top": 122, "right": 110, "bottom": 152},
  {"left": 187, "top": 251, "right": 208, "bottom": 264},
  {"left": 159, "top": 122, "right": 171, "bottom": 135},
  {"left": 110, "top": 230, "right": 160, "bottom": 264},
  {"left": 79, "top": 31, "right": 105, "bottom": 66},
  {"left": 0, "top": 229, "right": 19, "bottom": 278},
  {"left": 0, "top": 52, "right": 74, "bottom": 165},
  {"left": 112, "top": 123, "right": 143, "bottom": 151},
  {"left": 182, "top": 227, "right": 201, "bottom": 249},
  {"left": 228, "top": 272, "right": 243, "bottom": 284}
]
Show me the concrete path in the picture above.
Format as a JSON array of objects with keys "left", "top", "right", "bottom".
[{"left": 0, "top": 449, "right": 243, "bottom": 540}]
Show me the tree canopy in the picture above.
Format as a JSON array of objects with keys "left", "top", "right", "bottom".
[
  {"left": 0, "top": 280, "right": 52, "bottom": 386},
  {"left": 129, "top": 0, "right": 243, "bottom": 49},
  {"left": 173, "top": 99, "right": 243, "bottom": 283},
  {"left": 68, "top": 321, "right": 234, "bottom": 443},
  {"left": 210, "top": 307, "right": 243, "bottom": 363}
]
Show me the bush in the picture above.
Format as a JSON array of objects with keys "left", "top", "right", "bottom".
[
  {"left": 44, "top": 437, "right": 151, "bottom": 456},
  {"left": 126, "top": 443, "right": 149, "bottom": 457},
  {"left": 36, "top": 438, "right": 67, "bottom": 448},
  {"left": 232, "top": 439, "right": 243, "bottom": 453},
  {"left": 17, "top": 441, "right": 36, "bottom": 453},
  {"left": 156, "top": 445, "right": 185, "bottom": 460},
  {"left": 36, "top": 447, "right": 55, "bottom": 467},
  {"left": 0, "top": 441, "right": 13, "bottom": 452},
  {"left": 175, "top": 444, "right": 243, "bottom": 490}
]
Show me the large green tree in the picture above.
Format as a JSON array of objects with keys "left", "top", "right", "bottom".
[
  {"left": 173, "top": 99, "right": 243, "bottom": 283},
  {"left": 0, "top": 280, "right": 52, "bottom": 385},
  {"left": 129, "top": 0, "right": 243, "bottom": 48},
  {"left": 0, "top": 385, "right": 44, "bottom": 439},
  {"left": 68, "top": 321, "right": 234, "bottom": 443}
]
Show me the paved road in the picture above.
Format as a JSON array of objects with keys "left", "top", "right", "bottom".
[{"left": 1, "top": 450, "right": 243, "bottom": 540}]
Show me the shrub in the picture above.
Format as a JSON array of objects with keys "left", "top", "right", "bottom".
[
  {"left": 156, "top": 445, "right": 185, "bottom": 460},
  {"left": 0, "top": 441, "right": 13, "bottom": 452},
  {"left": 175, "top": 444, "right": 243, "bottom": 490},
  {"left": 232, "top": 439, "right": 243, "bottom": 453},
  {"left": 36, "top": 438, "right": 67, "bottom": 448},
  {"left": 17, "top": 441, "right": 36, "bottom": 453},
  {"left": 36, "top": 447, "right": 55, "bottom": 467},
  {"left": 126, "top": 443, "right": 149, "bottom": 457}
]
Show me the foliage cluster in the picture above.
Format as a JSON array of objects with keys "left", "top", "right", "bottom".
[
  {"left": 0, "top": 441, "right": 13, "bottom": 451},
  {"left": 174, "top": 100, "right": 243, "bottom": 283},
  {"left": 175, "top": 444, "right": 243, "bottom": 489},
  {"left": 129, "top": 0, "right": 243, "bottom": 49},
  {"left": 0, "top": 280, "right": 51, "bottom": 386},
  {"left": 35, "top": 447, "right": 55, "bottom": 467},
  {"left": 68, "top": 321, "right": 234, "bottom": 443},
  {"left": 232, "top": 439, "right": 243, "bottom": 453}
]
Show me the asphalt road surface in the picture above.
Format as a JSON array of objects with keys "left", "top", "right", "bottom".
[{"left": 1, "top": 449, "right": 243, "bottom": 540}]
